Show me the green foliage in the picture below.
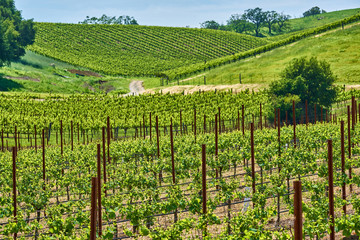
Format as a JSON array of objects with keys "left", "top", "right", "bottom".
[
  {"left": 269, "top": 57, "right": 337, "bottom": 109},
  {"left": 0, "top": 90, "right": 271, "bottom": 131},
  {"left": 244, "top": 7, "right": 266, "bottom": 37},
  {"left": 30, "top": 23, "right": 266, "bottom": 77},
  {"left": 263, "top": 10, "right": 278, "bottom": 34},
  {"left": 224, "top": 206, "right": 276, "bottom": 239},
  {"left": 0, "top": 0, "right": 35, "bottom": 66},
  {"left": 200, "top": 20, "right": 220, "bottom": 30},
  {"left": 226, "top": 14, "right": 254, "bottom": 34},
  {"left": 2, "top": 115, "right": 360, "bottom": 238},
  {"left": 202, "top": 9, "right": 286, "bottom": 36},
  {"left": 149, "top": 219, "right": 194, "bottom": 239},
  {"left": 275, "top": 13, "right": 291, "bottom": 32},
  {"left": 79, "top": 14, "right": 138, "bottom": 25},
  {"left": 303, "top": 6, "right": 326, "bottom": 17}
]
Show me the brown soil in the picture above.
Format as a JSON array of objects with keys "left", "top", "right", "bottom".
[
  {"left": 124, "top": 81, "right": 146, "bottom": 96},
  {"left": 5, "top": 76, "right": 40, "bottom": 82},
  {"left": 145, "top": 83, "right": 265, "bottom": 95},
  {"left": 179, "top": 73, "right": 206, "bottom": 83},
  {"left": 345, "top": 85, "right": 360, "bottom": 90},
  {"left": 67, "top": 69, "right": 103, "bottom": 77}
]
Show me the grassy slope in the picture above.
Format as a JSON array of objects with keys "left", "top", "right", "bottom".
[
  {"left": 288, "top": 8, "right": 360, "bottom": 32},
  {"left": 265, "top": 8, "right": 360, "bottom": 40},
  {"left": 29, "top": 23, "right": 267, "bottom": 77},
  {"left": 0, "top": 51, "right": 131, "bottom": 94},
  {"left": 153, "top": 8, "right": 360, "bottom": 88},
  {"left": 172, "top": 23, "right": 360, "bottom": 87}
]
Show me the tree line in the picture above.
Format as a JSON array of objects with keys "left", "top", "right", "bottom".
[
  {"left": 201, "top": 6, "right": 326, "bottom": 37},
  {"left": 79, "top": 15, "right": 138, "bottom": 25}
]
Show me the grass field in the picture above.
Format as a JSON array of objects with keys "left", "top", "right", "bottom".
[
  {"left": 0, "top": 51, "right": 131, "bottom": 94},
  {"left": 265, "top": 8, "right": 360, "bottom": 40},
  {"left": 286, "top": 8, "right": 360, "bottom": 33},
  {"left": 165, "top": 23, "right": 360, "bottom": 89}
]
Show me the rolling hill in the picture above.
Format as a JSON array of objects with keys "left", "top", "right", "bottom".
[
  {"left": 172, "top": 23, "right": 360, "bottom": 88},
  {"left": 0, "top": 51, "right": 131, "bottom": 94},
  {"left": 1, "top": 8, "right": 358, "bottom": 95},
  {"left": 29, "top": 23, "right": 267, "bottom": 77},
  {"left": 285, "top": 8, "right": 360, "bottom": 33},
  {"left": 264, "top": 8, "right": 360, "bottom": 39}
]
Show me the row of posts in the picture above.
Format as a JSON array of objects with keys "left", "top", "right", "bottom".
[
  {"left": 9, "top": 96, "right": 359, "bottom": 239},
  {"left": 5, "top": 97, "right": 360, "bottom": 151}
]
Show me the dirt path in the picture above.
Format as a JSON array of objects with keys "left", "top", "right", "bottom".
[
  {"left": 130, "top": 82, "right": 360, "bottom": 96},
  {"left": 178, "top": 73, "right": 205, "bottom": 83},
  {"left": 315, "top": 22, "right": 360, "bottom": 38},
  {"left": 144, "top": 83, "right": 265, "bottom": 95},
  {"left": 345, "top": 84, "right": 360, "bottom": 90},
  {"left": 124, "top": 81, "right": 145, "bottom": 96}
]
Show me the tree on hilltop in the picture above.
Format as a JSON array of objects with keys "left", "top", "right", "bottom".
[
  {"left": 200, "top": 20, "right": 221, "bottom": 30},
  {"left": 200, "top": 8, "right": 291, "bottom": 36},
  {"left": 226, "top": 14, "right": 254, "bottom": 33},
  {"left": 303, "top": 6, "right": 327, "bottom": 17},
  {"left": 243, "top": 7, "right": 266, "bottom": 37},
  {"left": 275, "top": 13, "right": 291, "bottom": 32},
  {"left": 263, "top": 11, "right": 278, "bottom": 34},
  {"left": 79, "top": 15, "right": 138, "bottom": 25}
]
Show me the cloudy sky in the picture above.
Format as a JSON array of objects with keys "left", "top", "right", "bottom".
[{"left": 15, "top": 0, "right": 359, "bottom": 27}]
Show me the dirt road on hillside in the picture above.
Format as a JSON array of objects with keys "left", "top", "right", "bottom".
[{"left": 124, "top": 81, "right": 145, "bottom": 96}]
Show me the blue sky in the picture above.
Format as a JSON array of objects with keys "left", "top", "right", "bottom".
[{"left": 15, "top": 0, "right": 359, "bottom": 27}]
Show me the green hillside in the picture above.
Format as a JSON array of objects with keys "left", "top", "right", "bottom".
[
  {"left": 0, "top": 51, "right": 131, "bottom": 94},
  {"left": 28, "top": 9, "right": 360, "bottom": 82},
  {"left": 183, "top": 23, "right": 360, "bottom": 87},
  {"left": 287, "top": 8, "right": 360, "bottom": 33},
  {"left": 4, "top": 8, "right": 359, "bottom": 94},
  {"left": 29, "top": 23, "right": 267, "bottom": 77},
  {"left": 265, "top": 8, "right": 360, "bottom": 39},
  {"left": 162, "top": 13, "right": 360, "bottom": 81}
]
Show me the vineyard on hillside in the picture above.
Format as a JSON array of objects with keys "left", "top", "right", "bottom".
[
  {"left": 163, "top": 13, "right": 360, "bottom": 80},
  {"left": 29, "top": 23, "right": 266, "bottom": 77},
  {"left": 28, "top": 14, "right": 360, "bottom": 81}
]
